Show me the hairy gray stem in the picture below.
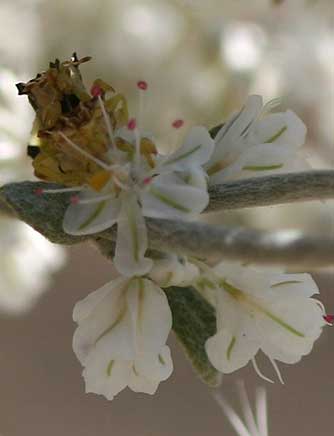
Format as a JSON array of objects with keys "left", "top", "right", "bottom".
[
  {"left": 143, "top": 219, "right": 334, "bottom": 269},
  {"left": 207, "top": 170, "right": 334, "bottom": 211},
  {"left": 1, "top": 181, "right": 334, "bottom": 269}
]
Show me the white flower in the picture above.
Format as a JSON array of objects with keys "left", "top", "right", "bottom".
[
  {"left": 195, "top": 261, "right": 327, "bottom": 382},
  {"left": 206, "top": 95, "right": 307, "bottom": 184},
  {"left": 214, "top": 382, "right": 269, "bottom": 436},
  {"left": 148, "top": 253, "right": 200, "bottom": 287},
  {"left": 62, "top": 117, "right": 214, "bottom": 277},
  {"left": 72, "top": 276, "right": 173, "bottom": 400}
]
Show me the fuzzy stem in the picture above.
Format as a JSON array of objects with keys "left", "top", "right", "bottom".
[
  {"left": 1, "top": 181, "right": 334, "bottom": 269},
  {"left": 207, "top": 170, "right": 334, "bottom": 211}
]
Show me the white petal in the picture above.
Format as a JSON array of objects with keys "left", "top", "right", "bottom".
[
  {"left": 184, "top": 167, "right": 209, "bottom": 191},
  {"left": 269, "top": 273, "right": 320, "bottom": 298},
  {"left": 127, "top": 278, "right": 172, "bottom": 353},
  {"left": 63, "top": 189, "right": 121, "bottom": 235},
  {"left": 248, "top": 110, "right": 306, "bottom": 149},
  {"left": 210, "top": 143, "right": 295, "bottom": 183},
  {"left": 149, "top": 254, "right": 200, "bottom": 287},
  {"left": 206, "top": 329, "right": 260, "bottom": 373},
  {"left": 72, "top": 278, "right": 135, "bottom": 363},
  {"left": 128, "top": 368, "right": 160, "bottom": 395},
  {"left": 133, "top": 347, "right": 173, "bottom": 382},
  {"left": 208, "top": 95, "right": 263, "bottom": 167},
  {"left": 73, "top": 280, "right": 118, "bottom": 324},
  {"left": 114, "top": 193, "right": 153, "bottom": 277},
  {"left": 258, "top": 296, "right": 325, "bottom": 364},
  {"left": 160, "top": 126, "right": 214, "bottom": 171},
  {"left": 83, "top": 351, "right": 132, "bottom": 400},
  {"left": 141, "top": 173, "right": 209, "bottom": 219}
]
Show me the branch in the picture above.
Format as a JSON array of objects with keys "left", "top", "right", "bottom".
[
  {"left": 207, "top": 170, "right": 334, "bottom": 211},
  {"left": 1, "top": 181, "right": 333, "bottom": 269},
  {"left": 143, "top": 218, "right": 334, "bottom": 269}
]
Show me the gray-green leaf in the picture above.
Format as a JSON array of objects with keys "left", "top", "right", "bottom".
[{"left": 164, "top": 285, "right": 221, "bottom": 387}]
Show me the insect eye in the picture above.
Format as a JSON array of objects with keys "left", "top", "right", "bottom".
[
  {"left": 27, "top": 145, "right": 41, "bottom": 159},
  {"left": 16, "top": 82, "right": 26, "bottom": 95}
]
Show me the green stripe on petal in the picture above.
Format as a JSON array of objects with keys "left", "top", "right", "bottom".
[
  {"left": 158, "top": 354, "right": 166, "bottom": 365},
  {"left": 106, "top": 360, "right": 114, "bottom": 376},
  {"left": 150, "top": 187, "right": 191, "bottom": 212},
  {"left": 78, "top": 200, "right": 107, "bottom": 231},
  {"left": 242, "top": 164, "right": 283, "bottom": 171},
  {"left": 265, "top": 126, "right": 287, "bottom": 143},
  {"left": 226, "top": 336, "right": 236, "bottom": 361},
  {"left": 271, "top": 280, "right": 303, "bottom": 288},
  {"left": 260, "top": 307, "right": 305, "bottom": 337},
  {"left": 220, "top": 279, "right": 305, "bottom": 337},
  {"left": 95, "top": 284, "right": 130, "bottom": 344},
  {"left": 164, "top": 144, "right": 202, "bottom": 165},
  {"left": 137, "top": 278, "right": 145, "bottom": 330},
  {"left": 127, "top": 205, "right": 140, "bottom": 261}
]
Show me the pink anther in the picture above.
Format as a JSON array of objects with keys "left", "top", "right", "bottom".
[
  {"left": 137, "top": 80, "right": 148, "bottom": 91},
  {"left": 127, "top": 118, "right": 137, "bottom": 130},
  {"left": 90, "top": 84, "right": 103, "bottom": 97},
  {"left": 323, "top": 314, "right": 334, "bottom": 325},
  {"left": 143, "top": 177, "right": 152, "bottom": 185},
  {"left": 172, "top": 119, "right": 184, "bottom": 129}
]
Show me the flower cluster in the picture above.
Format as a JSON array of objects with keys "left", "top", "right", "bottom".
[{"left": 17, "top": 55, "right": 330, "bottom": 400}]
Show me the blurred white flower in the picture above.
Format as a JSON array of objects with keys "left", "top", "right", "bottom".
[
  {"left": 0, "top": 67, "right": 66, "bottom": 314},
  {"left": 214, "top": 381, "right": 269, "bottom": 436},
  {"left": 0, "top": 216, "right": 64, "bottom": 314},
  {"left": 0, "top": 0, "right": 41, "bottom": 72},
  {"left": 221, "top": 22, "right": 266, "bottom": 72}
]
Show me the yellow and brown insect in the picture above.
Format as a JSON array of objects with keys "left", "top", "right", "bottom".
[{"left": 17, "top": 53, "right": 130, "bottom": 188}]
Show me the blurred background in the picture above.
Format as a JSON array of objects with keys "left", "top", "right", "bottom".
[{"left": 0, "top": 0, "right": 333, "bottom": 435}]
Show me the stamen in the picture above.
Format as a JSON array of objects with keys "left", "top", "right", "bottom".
[
  {"left": 137, "top": 80, "right": 148, "bottom": 91},
  {"left": 35, "top": 186, "right": 84, "bottom": 197},
  {"left": 97, "top": 95, "right": 116, "bottom": 149},
  {"left": 172, "top": 119, "right": 184, "bottom": 129},
  {"left": 268, "top": 356, "right": 284, "bottom": 385},
  {"left": 127, "top": 118, "right": 137, "bottom": 130},
  {"left": 137, "top": 81, "right": 148, "bottom": 129},
  {"left": 58, "top": 131, "right": 110, "bottom": 171},
  {"left": 112, "top": 175, "right": 130, "bottom": 191},
  {"left": 90, "top": 84, "right": 103, "bottom": 97},
  {"left": 42, "top": 186, "right": 83, "bottom": 194},
  {"left": 323, "top": 314, "right": 334, "bottom": 325},
  {"left": 143, "top": 177, "right": 152, "bottom": 185},
  {"left": 134, "top": 128, "right": 141, "bottom": 170},
  {"left": 251, "top": 358, "right": 274, "bottom": 384}
]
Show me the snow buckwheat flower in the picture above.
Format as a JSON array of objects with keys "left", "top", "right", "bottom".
[
  {"left": 206, "top": 95, "right": 307, "bottom": 184},
  {"left": 19, "top": 55, "right": 214, "bottom": 276},
  {"left": 73, "top": 276, "right": 173, "bottom": 400},
  {"left": 195, "top": 261, "right": 328, "bottom": 382}
]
